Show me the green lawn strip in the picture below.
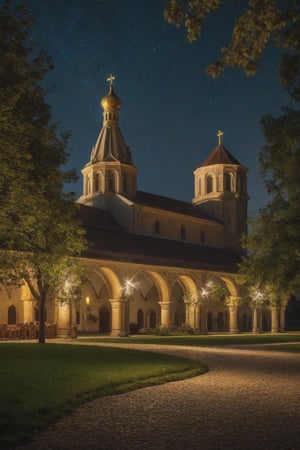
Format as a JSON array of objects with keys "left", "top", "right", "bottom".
[
  {"left": 0, "top": 343, "right": 206, "bottom": 448},
  {"left": 264, "top": 343, "right": 300, "bottom": 353},
  {"left": 79, "top": 333, "right": 300, "bottom": 347}
]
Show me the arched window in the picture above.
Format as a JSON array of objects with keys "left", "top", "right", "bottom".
[
  {"left": 154, "top": 220, "right": 160, "bottom": 235},
  {"left": 180, "top": 225, "right": 186, "bottom": 239},
  {"left": 206, "top": 175, "right": 213, "bottom": 193},
  {"left": 207, "top": 312, "right": 213, "bottom": 331},
  {"left": 137, "top": 309, "right": 144, "bottom": 328},
  {"left": 149, "top": 310, "right": 156, "bottom": 328},
  {"left": 8, "top": 305, "right": 16, "bottom": 325},
  {"left": 94, "top": 173, "right": 100, "bottom": 192},
  {"left": 224, "top": 173, "right": 232, "bottom": 192}
]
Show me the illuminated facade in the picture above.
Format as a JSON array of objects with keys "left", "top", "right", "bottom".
[{"left": 0, "top": 77, "right": 287, "bottom": 338}]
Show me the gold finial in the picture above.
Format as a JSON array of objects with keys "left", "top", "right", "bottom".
[
  {"left": 107, "top": 73, "right": 115, "bottom": 87},
  {"left": 217, "top": 130, "right": 224, "bottom": 145}
]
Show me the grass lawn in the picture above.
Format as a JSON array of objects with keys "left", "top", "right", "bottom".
[
  {"left": 79, "top": 332, "right": 300, "bottom": 347},
  {"left": 0, "top": 343, "right": 206, "bottom": 448},
  {"left": 269, "top": 343, "right": 300, "bottom": 353}
]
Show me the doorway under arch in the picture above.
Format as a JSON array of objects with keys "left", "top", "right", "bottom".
[{"left": 99, "top": 306, "right": 111, "bottom": 333}]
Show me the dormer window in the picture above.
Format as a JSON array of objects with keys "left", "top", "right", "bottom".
[
  {"left": 154, "top": 220, "right": 160, "bottom": 235},
  {"left": 200, "top": 230, "right": 205, "bottom": 243},
  {"left": 180, "top": 225, "right": 186, "bottom": 239}
]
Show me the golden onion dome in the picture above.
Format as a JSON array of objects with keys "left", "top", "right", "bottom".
[{"left": 101, "top": 85, "right": 121, "bottom": 111}]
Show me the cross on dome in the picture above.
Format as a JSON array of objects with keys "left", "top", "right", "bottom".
[
  {"left": 217, "top": 130, "right": 224, "bottom": 145},
  {"left": 107, "top": 73, "right": 115, "bottom": 87}
]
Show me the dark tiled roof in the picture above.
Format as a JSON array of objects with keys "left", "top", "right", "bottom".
[
  {"left": 77, "top": 204, "right": 239, "bottom": 273},
  {"left": 76, "top": 204, "right": 125, "bottom": 232},
  {"left": 131, "top": 191, "right": 220, "bottom": 222},
  {"left": 201, "top": 144, "right": 241, "bottom": 167}
]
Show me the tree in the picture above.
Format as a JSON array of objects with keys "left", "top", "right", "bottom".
[
  {"left": 164, "top": 0, "right": 300, "bottom": 93},
  {"left": 239, "top": 108, "right": 300, "bottom": 298},
  {"left": 0, "top": 1, "right": 87, "bottom": 343},
  {"left": 164, "top": 0, "right": 300, "bottom": 300}
]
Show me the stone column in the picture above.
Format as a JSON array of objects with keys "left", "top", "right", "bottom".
[
  {"left": 109, "top": 298, "right": 127, "bottom": 336},
  {"left": 279, "top": 306, "right": 286, "bottom": 332},
  {"left": 271, "top": 307, "right": 279, "bottom": 333},
  {"left": 57, "top": 302, "right": 71, "bottom": 338},
  {"left": 227, "top": 296, "right": 242, "bottom": 334},
  {"left": 194, "top": 303, "right": 201, "bottom": 331},
  {"left": 184, "top": 302, "right": 197, "bottom": 329},
  {"left": 252, "top": 307, "right": 260, "bottom": 333},
  {"left": 159, "top": 302, "right": 172, "bottom": 327}
]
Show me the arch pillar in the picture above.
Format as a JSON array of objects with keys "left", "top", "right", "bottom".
[
  {"left": 159, "top": 302, "right": 172, "bottom": 327},
  {"left": 271, "top": 307, "right": 279, "bottom": 333},
  {"left": 227, "top": 296, "right": 242, "bottom": 333},
  {"left": 279, "top": 306, "right": 286, "bottom": 332},
  {"left": 252, "top": 308, "right": 260, "bottom": 333},
  {"left": 194, "top": 303, "right": 201, "bottom": 330},
  {"left": 184, "top": 301, "right": 196, "bottom": 329},
  {"left": 109, "top": 298, "right": 127, "bottom": 336}
]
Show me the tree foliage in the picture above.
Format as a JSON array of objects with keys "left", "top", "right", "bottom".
[
  {"left": 164, "top": 1, "right": 300, "bottom": 90},
  {"left": 0, "top": 1, "right": 87, "bottom": 342},
  {"left": 164, "top": 0, "right": 300, "bottom": 301},
  {"left": 240, "top": 108, "right": 300, "bottom": 298}
]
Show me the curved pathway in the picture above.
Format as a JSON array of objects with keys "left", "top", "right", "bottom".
[{"left": 18, "top": 343, "right": 300, "bottom": 450}]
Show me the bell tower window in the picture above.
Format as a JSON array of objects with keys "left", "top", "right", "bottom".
[
  {"left": 206, "top": 175, "right": 213, "bottom": 194},
  {"left": 224, "top": 173, "right": 232, "bottom": 192},
  {"left": 95, "top": 174, "right": 100, "bottom": 192},
  {"left": 107, "top": 173, "right": 115, "bottom": 192}
]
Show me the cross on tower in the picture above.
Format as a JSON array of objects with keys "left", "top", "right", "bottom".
[
  {"left": 217, "top": 130, "right": 224, "bottom": 145},
  {"left": 107, "top": 73, "right": 115, "bottom": 87}
]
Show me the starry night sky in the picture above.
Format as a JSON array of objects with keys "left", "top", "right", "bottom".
[{"left": 24, "top": 0, "right": 290, "bottom": 215}]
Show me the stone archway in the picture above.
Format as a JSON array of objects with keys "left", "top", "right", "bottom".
[
  {"left": 174, "top": 275, "right": 198, "bottom": 329},
  {"left": 124, "top": 270, "right": 170, "bottom": 329}
]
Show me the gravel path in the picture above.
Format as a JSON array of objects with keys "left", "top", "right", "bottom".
[{"left": 18, "top": 343, "right": 300, "bottom": 450}]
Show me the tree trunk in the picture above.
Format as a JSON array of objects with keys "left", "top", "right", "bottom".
[{"left": 38, "top": 293, "right": 47, "bottom": 344}]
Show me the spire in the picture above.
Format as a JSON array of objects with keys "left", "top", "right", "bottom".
[
  {"left": 217, "top": 130, "right": 224, "bottom": 145},
  {"left": 200, "top": 130, "right": 241, "bottom": 167},
  {"left": 107, "top": 73, "right": 115, "bottom": 87},
  {"left": 89, "top": 75, "right": 133, "bottom": 165}
]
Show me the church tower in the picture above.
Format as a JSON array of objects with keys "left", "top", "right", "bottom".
[
  {"left": 77, "top": 75, "right": 137, "bottom": 208},
  {"left": 192, "top": 131, "right": 248, "bottom": 251}
]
